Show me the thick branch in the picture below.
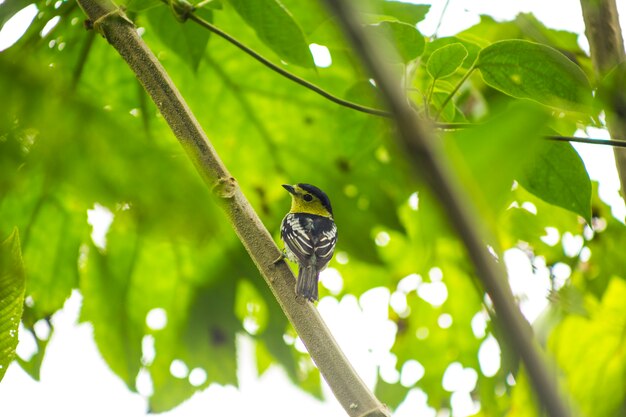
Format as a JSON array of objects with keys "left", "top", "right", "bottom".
[
  {"left": 74, "top": 2, "right": 388, "bottom": 416},
  {"left": 322, "top": 1, "right": 570, "bottom": 417},
  {"left": 580, "top": 0, "right": 626, "bottom": 199}
]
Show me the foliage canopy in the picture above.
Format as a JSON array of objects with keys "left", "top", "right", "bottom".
[{"left": 1, "top": 0, "right": 625, "bottom": 416}]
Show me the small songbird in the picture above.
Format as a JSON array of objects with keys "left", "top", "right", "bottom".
[{"left": 280, "top": 183, "right": 337, "bottom": 301}]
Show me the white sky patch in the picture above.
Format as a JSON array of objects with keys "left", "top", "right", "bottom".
[
  {"left": 141, "top": 335, "right": 156, "bottom": 366},
  {"left": 561, "top": 232, "right": 584, "bottom": 257},
  {"left": 575, "top": 128, "right": 626, "bottom": 222},
  {"left": 478, "top": 335, "right": 501, "bottom": 377},
  {"left": 551, "top": 262, "right": 572, "bottom": 290},
  {"left": 319, "top": 267, "right": 343, "bottom": 294},
  {"left": 408, "top": 192, "right": 419, "bottom": 210},
  {"left": 470, "top": 312, "right": 487, "bottom": 339},
  {"left": 170, "top": 360, "right": 189, "bottom": 379},
  {"left": 437, "top": 313, "right": 453, "bottom": 329},
  {"left": 428, "top": 267, "right": 443, "bottom": 282},
  {"left": 521, "top": 201, "right": 537, "bottom": 214},
  {"left": 390, "top": 291, "right": 409, "bottom": 316},
  {"left": 309, "top": 43, "right": 332, "bottom": 68},
  {"left": 136, "top": 368, "right": 153, "bottom": 397},
  {"left": 189, "top": 368, "right": 208, "bottom": 387},
  {"left": 375, "top": 230, "right": 391, "bottom": 246},
  {"left": 145, "top": 308, "right": 166, "bottom": 331},
  {"left": 504, "top": 249, "right": 550, "bottom": 322},
  {"left": 335, "top": 251, "right": 349, "bottom": 264},
  {"left": 40, "top": 15, "right": 60, "bottom": 38},
  {"left": 33, "top": 319, "right": 51, "bottom": 341},
  {"left": 450, "top": 391, "right": 480, "bottom": 417},
  {"left": 541, "top": 227, "right": 560, "bottom": 246},
  {"left": 397, "top": 273, "right": 422, "bottom": 293},
  {"left": 400, "top": 359, "right": 425, "bottom": 387},
  {"left": 379, "top": 352, "right": 400, "bottom": 384},
  {"left": 417, "top": 281, "right": 448, "bottom": 307},
  {"left": 16, "top": 323, "right": 37, "bottom": 360},
  {"left": 0, "top": 4, "right": 37, "bottom": 51},
  {"left": 87, "top": 204, "right": 114, "bottom": 249},
  {"left": 442, "top": 362, "right": 478, "bottom": 393},
  {"left": 416, "top": 326, "right": 429, "bottom": 340},
  {"left": 394, "top": 388, "right": 437, "bottom": 417}
]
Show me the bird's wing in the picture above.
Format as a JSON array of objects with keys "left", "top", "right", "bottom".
[
  {"left": 281, "top": 215, "right": 315, "bottom": 263},
  {"left": 313, "top": 221, "right": 337, "bottom": 267}
]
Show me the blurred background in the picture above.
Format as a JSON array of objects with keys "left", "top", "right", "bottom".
[{"left": 1, "top": 0, "right": 626, "bottom": 416}]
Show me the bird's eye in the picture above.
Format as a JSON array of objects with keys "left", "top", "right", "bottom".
[{"left": 303, "top": 194, "right": 313, "bottom": 202}]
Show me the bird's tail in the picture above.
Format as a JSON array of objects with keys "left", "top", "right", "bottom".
[{"left": 296, "top": 265, "right": 319, "bottom": 301}]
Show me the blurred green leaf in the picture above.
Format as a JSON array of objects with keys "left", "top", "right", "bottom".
[
  {"left": 518, "top": 141, "right": 592, "bottom": 224},
  {"left": 80, "top": 217, "right": 144, "bottom": 390},
  {"left": 549, "top": 278, "right": 626, "bottom": 417},
  {"left": 22, "top": 199, "right": 85, "bottom": 317},
  {"left": 445, "top": 102, "right": 550, "bottom": 222},
  {"left": 370, "top": 1, "right": 430, "bottom": 25},
  {"left": 367, "top": 20, "right": 425, "bottom": 63},
  {"left": 0, "top": 228, "right": 26, "bottom": 382},
  {"left": 477, "top": 40, "right": 592, "bottom": 112},
  {"left": 427, "top": 43, "right": 468, "bottom": 80},
  {"left": 146, "top": 6, "right": 213, "bottom": 72},
  {"left": 0, "top": 1, "right": 616, "bottom": 414},
  {"left": 375, "top": 376, "right": 408, "bottom": 409},
  {"left": 226, "top": 0, "right": 314, "bottom": 68}
]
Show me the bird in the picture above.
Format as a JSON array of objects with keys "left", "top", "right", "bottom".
[{"left": 280, "top": 183, "right": 337, "bottom": 301}]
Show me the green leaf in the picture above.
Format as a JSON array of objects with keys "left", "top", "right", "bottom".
[
  {"left": 370, "top": 1, "right": 430, "bottom": 25},
  {"left": 80, "top": 219, "right": 144, "bottom": 390},
  {"left": 476, "top": 39, "right": 592, "bottom": 111},
  {"left": 427, "top": 43, "right": 468, "bottom": 79},
  {"left": 22, "top": 199, "right": 84, "bottom": 318},
  {"left": 549, "top": 278, "right": 626, "bottom": 417},
  {"left": 517, "top": 140, "right": 592, "bottom": 224},
  {"left": 0, "top": 228, "right": 26, "bottom": 382},
  {"left": 375, "top": 375, "right": 408, "bottom": 409},
  {"left": 226, "top": 0, "right": 314, "bottom": 68},
  {"left": 446, "top": 102, "right": 550, "bottom": 218},
  {"left": 146, "top": 6, "right": 212, "bottom": 72},
  {"left": 367, "top": 21, "right": 425, "bottom": 63}
]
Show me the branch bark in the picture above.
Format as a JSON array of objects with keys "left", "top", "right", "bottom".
[
  {"left": 321, "top": 1, "right": 570, "bottom": 417},
  {"left": 74, "top": 1, "right": 389, "bottom": 416},
  {"left": 580, "top": 0, "right": 626, "bottom": 199}
]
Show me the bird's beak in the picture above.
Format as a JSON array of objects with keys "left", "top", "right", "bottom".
[{"left": 282, "top": 184, "right": 296, "bottom": 195}]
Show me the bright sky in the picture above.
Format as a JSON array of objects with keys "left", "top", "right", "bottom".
[{"left": 1, "top": 1, "right": 626, "bottom": 417}]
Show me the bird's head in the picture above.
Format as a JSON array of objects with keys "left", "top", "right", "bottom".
[{"left": 282, "top": 183, "right": 333, "bottom": 217}]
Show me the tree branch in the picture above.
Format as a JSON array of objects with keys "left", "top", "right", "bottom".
[
  {"left": 74, "top": 2, "right": 389, "bottom": 416},
  {"left": 579, "top": 0, "right": 626, "bottom": 199},
  {"left": 321, "top": 1, "right": 570, "bottom": 417}
]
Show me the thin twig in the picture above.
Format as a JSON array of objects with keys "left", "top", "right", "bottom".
[
  {"left": 74, "top": 2, "right": 389, "bottom": 416},
  {"left": 181, "top": 5, "right": 390, "bottom": 118},
  {"left": 434, "top": 65, "right": 475, "bottom": 121},
  {"left": 433, "top": 0, "right": 451, "bottom": 39},
  {"left": 322, "top": 1, "right": 570, "bottom": 417},
  {"left": 546, "top": 135, "right": 626, "bottom": 147}
]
